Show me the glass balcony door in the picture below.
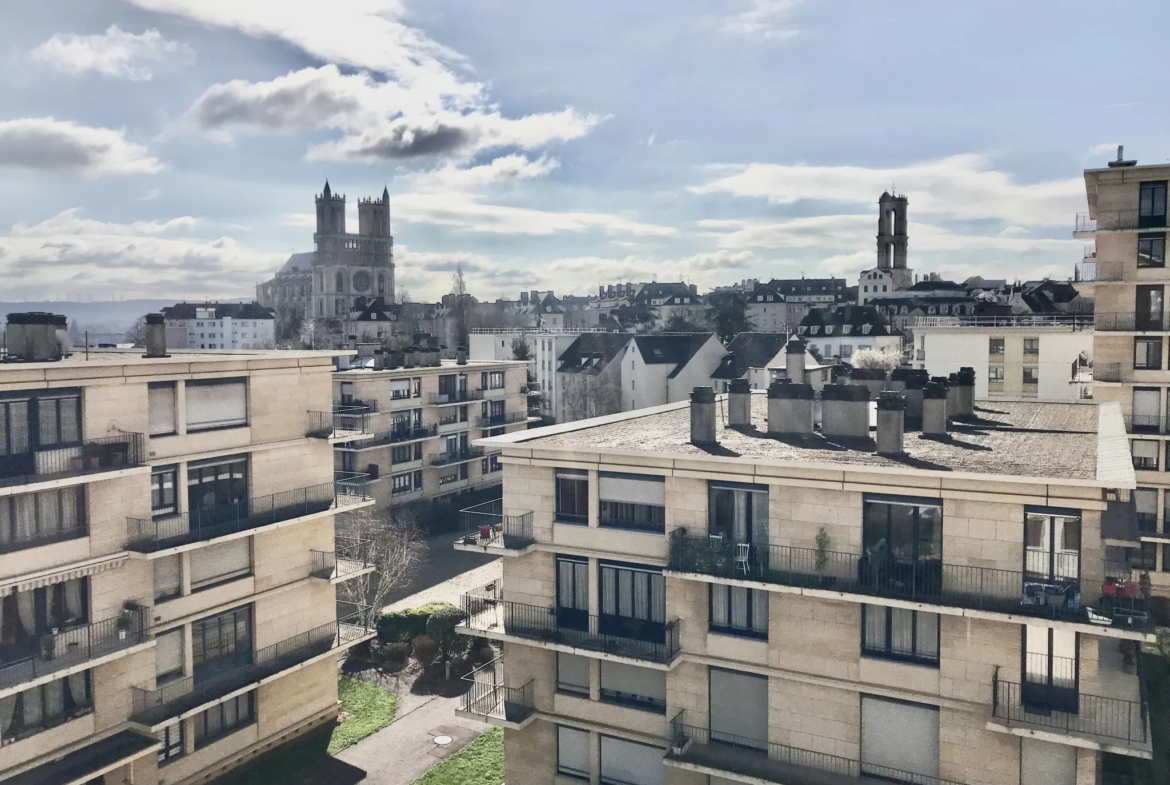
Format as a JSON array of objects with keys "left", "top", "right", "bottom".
[
  {"left": 599, "top": 562, "right": 665, "bottom": 644},
  {"left": 861, "top": 497, "right": 943, "bottom": 595},
  {"left": 1022, "top": 626, "right": 1078, "bottom": 714}
]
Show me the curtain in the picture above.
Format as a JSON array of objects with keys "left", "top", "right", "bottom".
[
  {"left": 864, "top": 606, "right": 885, "bottom": 650},
  {"left": 650, "top": 574, "right": 665, "bottom": 623},
  {"left": 37, "top": 490, "right": 60, "bottom": 537},
  {"left": 0, "top": 498, "right": 9, "bottom": 546},
  {"left": 64, "top": 579, "right": 84, "bottom": 621},
  {"left": 730, "top": 587, "right": 749, "bottom": 629},
  {"left": 0, "top": 694, "right": 14, "bottom": 736},
  {"left": 733, "top": 493, "right": 748, "bottom": 542},
  {"left": 891, "top": 608, "right": 915, "bottom": 654},
  {"left": 916, "top": 613, "right": 939, "bottom": 658},
  {"left": 13, "top": 494, "right": 35, "bottom": 542},
  {"left": 16, "top": 591, "right": 35, "bottom": 637},
  {"left": 618, "top": 571, "right": 633, "bottom": 618},
  {"left": 633, "top": 572, "right": 649, "bottom": 621},
  {"left": 600, "top": 567, "right": 616, "bottom": 615},
  {"left": 67, "top": 672, "right": 89, "bottom": 708},
  {"left": 22, "top": 687, "right": 42, "bottom": 729},
  {"left": 711, "top": 584, "right": 729, "bottom": 626},
  {"left": 751, "top": 589, "right": 769, "bottom": 633},
  {"left": 751, "top": 490, "right": 769, "bottom": 544},
  {"left": 43, "top": 679, "right": 65, "bottom": 720},
  {"left": 60, "top": 488, "right": 79, "bottom": 532}
]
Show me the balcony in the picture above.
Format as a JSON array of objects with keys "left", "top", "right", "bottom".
[
  {"left": 1124, "top": 414, "right": 1163, "bottom": 433},
  {"left": 454, "top": 500, "right": 535, "bottom": 553},
  {"left": 1076, "top": 210, "right": 1168, "bottom": 236},
  {"left": 459, "top": 585, "right": 681, "bottom": 666},
  {"left": 310, "top": 538, "right": 373, "bottom": 583},
  {"left": 456, "top": 657, "right": 536, "bottom": 729},
  {"left": 992, "top": 671, "right": 1148, "bottom": 749},
  {"left": 428, "top": 390, "right": 483, "bottom": 406},
  {"left": 667, "top": 714, "right": 965, "bottom": 785},
  {"left": 307, "top": 408, "right": 373, "bottom": 442},
  {"left": 477, "top": 412, "right": 528, "bottom": 428},
  {"left": 1096, "top": 313, "right": 1165, "bottom": 332},
  {"left": 666, "top": 531, "right": 1153, "bottom": 631},
  {"left": 430, "top": 447, "right": 484, "bottom": 467},
  {"left": 126, "top": 476, "right": 372, "bottom": 553},
  {"left": 0, "top": 606, "right": 149, "bottom": 693},
  {"left": 334, "top": 398, "right": 376, "bottom": 413},
  {"left": 1094, "top": 363, "right": 1131, "bottom": 384},
  {"left": 130, "top": 611, "right": 373, "bottom": 726},
  {"left": 0, "top": 433, "right": 145, "bottom": 491}
]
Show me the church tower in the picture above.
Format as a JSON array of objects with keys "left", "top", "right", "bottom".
[
  {"left": 877, "top": 191, "right": 912, "bottom": 290},
  {"left": 315, "top": 180, "right": 346, "bottom": 235}
]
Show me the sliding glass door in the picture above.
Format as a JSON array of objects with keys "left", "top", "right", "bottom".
[
  {"left": 862, "top": 496, "right": 943, "bottom": 595},
  {"left": 599, "top": 561, "right": 665, "bottom": 643}
]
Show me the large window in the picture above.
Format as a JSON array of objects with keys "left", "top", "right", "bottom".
[
  {"left": 148, "top": 382, "right": 177, "bottom": 437},
  {"left": 1139, "top": 181, "right": 1167, "bottom": 228},
  {"left": 600, "top": 735, "right": 666, "bottom": 785},
  {"left": 187, "top": 456, "right": 248, "bottom": 522},
  {"left": 862, "top": 605, "right": 939, "bottom": 666},
  {"left": 1022, "top": 626, "right": 1078, "bottom": 713},
  {"left": 194, "top": 691, "right": 255, "bottom": 748},
  {"left": 709, "top": 584, "right": 768, "bottom": 639},
  {"left": 1133, "top": 439, "right": 1159, "bottom": 470},
  {"left": 151, "top": 466, "right": 177, "bottom": 517},
  {"left": 557, "top": 652, "right": 590, "bottom": 696},
  {"left": 556, "top": 469, "right": 589, "bottom": 524},
  {"left": 1134, "top": 339, "right": 1163, "bottom": 371},
  {"left": 0, "top": 486, "right": 84, "bottom": 551},
  {"left": 0, "top": 672, "right": 91, "bottom": 743},
  {"left": 1135, "top": 488, "right": 1159, "bottom": 533},
  {"left": 0, "top": 579, "right": 88, "bottom": 646},
  {"left": 708, "top": 482, "right": 768, "bottom": 543},
  {"left": 1024, "top": 509, "right": 1080, "bottom": 584},
  {"left": 600, "top": 661, "right": 666, "bottom": 713},
  {"left": 185, "top": 379, "right": 247, "bottom": 432},
  {"left": 1138, "top": 233, "right": 1166, "bottom": 268},
  {"left": 557, "top": 725, "right": 590, "bottom": 781},
  {"left": 988, "top": 337, "right": 1005, "bottom": 356},
  {"left": 1136, "top": 285, "right": 1164, "bottom": 331},
  {"left": 600, "top": 561, "right": 665, "bottom": 642},
  {"left": 862, "top": 496, "right": 943, "bottom": 592},
  {"left": 1023, "top": 338, "right": 1039, "bottom": 356},
  {"left": 158, "top": 722, "right": 184, "bottom": 765},
  {"left": 599, "top": 473, "right": 665, "bottom": 533},
  {"left": 556, "top": 555, "right": 589, "bottom": 630},
  {"left": 190, "top": 539, "right": 251, "bottom": 591},
  {"left": 155, "top": 629, "right": 184, "bottom": 682},
  {"left": 0, "top": 390, "right": 81, "bottom": 468},
  {"left": 192, "top": 605, "right": 252, "bottom": 682}
]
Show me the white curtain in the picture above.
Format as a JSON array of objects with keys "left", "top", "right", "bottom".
[
  {"left": 891, "top": 608, "right": 915, "bottom": 653},
  {"left": 711, "top": 584, "right": 729, "bottom": 626},
  {"left": 0, "top": 694, "right": 14, "bottom": 736},
  {"left": 916, "top": 613, "right": 939, "bottom": 658},
  {"left": 64, "top": 579, "right": 84, "bottom": 621},
  {"left": 66, "top": 672, "right": 89, "bottom": 707},
  {"left": 633, "top": 572, "right": 649, "bottom": 620},
  {"left": 864, "top": 606, "right": 884, "bottom": 649},
  {"left": 16, "top": 592, "right": 34, "bottom": 637},
  {"left": 0, "top": 499, "right": 9, "bottom": 546},
  {"left": 60, "top": 488, "right": 80, "bottom": 532},
  {"left": 600, "top": 567, "right": 616, "bottom": 615},
  {"left": 43, "top": 679, "right": 64, "bottom": 720},
  {"left": 650, "top": 574, "right": 665, "bottom": 623},
  {"left": 730, "top": 587, "right": 749, "bottom": 629},
  {"left": 21, "top": 687, "right": 42, "bottom": 729},
  {"left": 13, "top": 495, "right": 35, "bottom": 542},
  {"left": 36, "top": 490, "right": 60, "bottom": 536},
  {"left": 751, "top": 589, "right": 768, "bottom": 633}
]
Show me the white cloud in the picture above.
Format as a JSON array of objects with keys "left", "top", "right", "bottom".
[
  {"left": 29, "top": 25, "right": 192, "bottom": 81},
  {"left": 721, "top": 0, "right": 803, "bottom": 41},
  {"left": 0, "top": 210, "right": 279, "bottom": 300},
  {"left": 0, "top": 118, "right": 162, "bottom": 176},
  {"left": 692, "top": 153, "right": 1085, "bottom": 226},
  {"left": 1088, "top": 142, "right": 1122, "bottom": 157},
  {"left": 407, "top": 155, "right": 561, "bottom": 192}
]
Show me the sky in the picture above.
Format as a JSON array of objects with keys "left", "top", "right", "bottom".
[{"left": 1, "top": 0, "right": 1168, "bottom": 303}]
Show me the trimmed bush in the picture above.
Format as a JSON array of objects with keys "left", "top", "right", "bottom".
[
  {"left": 412, "top": 634, "right": 439, "bottom": 667},
  {"left": 372, "top": 641, "right": 410, "bottom": 671},
  {"left": 377, "top": 602, "right": 460, "bottom": 643},
  {"left": 426, "top": 605, "right": 468, "bottom": 662}
]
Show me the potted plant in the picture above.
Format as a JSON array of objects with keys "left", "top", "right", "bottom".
[
  {"left": 116, "top": 604, "right": 137, "bottom": 640},
  {"left": 815, "top": 527, "right": 835, "bottom": 587}
]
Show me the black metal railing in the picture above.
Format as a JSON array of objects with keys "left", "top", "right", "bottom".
[
  {"left": 130, "top": 611, "right": 372, "bottom": 726},
  {"left": 667, "top": 530, "right": 1152, "bottom": 629},
  {"left": 459, "top": 657, "right": 535, "bottom": 725},
  {"left": 1124, "top": 414, "right": 1162, "bottom": 433},
  {"left": 334, "top": 398, "right": 376, "bottom": 413},
  {"left": 0, "top": 606, "right": 149, "bottom": 691},
  {"left": 1077, "top": 209, "right": 1167, "bottom": 233},
  {"left": 478, "top": 412, "right": 528, "bottom": 428},
  {"left": 0, "top": 433, "right": 145, "bottom": 489},
  {"left": 307, "top": 408, "right": 372, "bottom": 440},
  {"left": 430, "top": 447, "right": 484, "bottom": 466},
  {"left": 310, "top": 549, "right": 371, "bottom": 580},
  {"left": 669, "top": 714, "right": 965, "bottom": 785},
  {"left": 0, "top": 521, "right": 87, "bottom": 555},
  {"left": 1095, "top": 313, "right": 1166, "bottom": 332},
  {"left": 127, "top": 476, "right": 371, "bottom": 552},
  {"left": 992, "top": 672, "right": 1148, "bottom": 745},
  {"left": 457, "top": 500, "right": 535, "bottom": 549},
  {"left": 428, "top": 390, "right": 483, "bottom": 405},
  {"left": 460, "top": 587, "right": 680, "bottom": 664}
]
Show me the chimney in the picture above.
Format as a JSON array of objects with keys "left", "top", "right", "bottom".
[
  {"left": 598, "top": 285, "right": 605, "bottom": 298},
  {"left": 728, "top": 379, "right": 752, "bottom": 427},
  {"left": 922, "top": 381, "right": 949, "bottom": 435},
  {"left": 5, "top": 312, "right": 68, "bottom": 362},
  {"left": 457, "top": 346, "right": 468, "bottom": 365},
  {"left": 945, "top": 374, "right": 960, "bottom": 419},
  {"left": 849, "top": 367, "right": 888, "bottom": 397},
  {"left": 387, "top": 352, "right": 404, "bottom": 370},
  {"left": 876, "top": 392, "right": 906, "bottom": 455},
  {"left": 520, "top": 291, "right": 529, "bottom": 306},
  {"left": 767, "top": 380, "right": 814, "bottom": 436},
  {"left": 372, "top": 349, "right": 385, "bottom": 370},
  {"left": 144, "top": 313, "right": 168, "bottom": 358},
  {"left": 821, "top": 382, "right": 871, "bottom": 440},
  {"left": 903, "top": 373, "right": 927, "bottom": 427},
  {"left": 888, "top": 367, "right": 916, "bottom": 393},
  {"left": 689, "top": 283, "right": 698, "bottom": 296},
  {"left": 784, "top": 335, "right": 807, "bottom": 384},
  {"left": 956, "top": 367, "right": 976, "bottom": 418},
  {"left": 690, "top": 386, "right": 717, "bottom": 446},
  {"left": 530, "top": 290, "right": 539, "bottom": 305},
  {"left": 403, "top": 348, "right": 417, "bottom": 368}
]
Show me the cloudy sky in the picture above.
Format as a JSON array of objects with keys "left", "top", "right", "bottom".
[{"left": 2, "top": 1, "right": 1167, "bottom": 303}]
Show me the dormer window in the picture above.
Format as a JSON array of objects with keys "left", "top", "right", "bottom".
[
  {"left": 797, "top": 326, "right": 807, "bottom": 335},
  {"left": 927, "top": 306, "right": 936, "bottom": 315},
  {"left": 842, "top": 325, "right": 852, "bottom": 335},
  {"left": 825, "top": 325, "right": 834, "bottom": 335},
  {"left": 758, "top": 295, "right": 764, "bottom": 301},
  {"left": 767, "top": 295, "right": 774, "bottom": 302},
  {"left": 862, "top": 324, "right": 873, "bottom": 335}
]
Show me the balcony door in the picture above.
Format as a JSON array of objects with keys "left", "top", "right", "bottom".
[
  {"left": 709, "top": 667, "right": 768, "bottom": 751},
  {"left": 0, "top": 390, "right": 81, "bottom": 480},
  {"left": 861, "top": 496, "right": 943, "bottom": 595},
  {"left": 1136, "top": 285, "right": 1164, "bottom": 331},
  {"left": 555, "top": 555, "right": 589, "bottom": 631},
  {"left": 187, "top": 456, "right": 248, "bottom": 529},
  {"left": 599, "top": 561, "right": 665, "bottom": 643},
  {"left": 192, "top": 605, "right": 252, "bottom": 684},
  {"left": 1022, "top": 625, "right": 1078, "bottom": 714},
  {"left": 708, "top": 482, "right": 768, "bottom": 544},
  {"left": 1139, "top": 181, "right": 1167, "bottom": 229},
  {"left": 1024, "top": 510, "right": 1080, "bottom": 587}
]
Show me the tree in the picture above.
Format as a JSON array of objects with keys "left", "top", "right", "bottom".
[
  {"left": 451, "top": 264, "right": 470, "bottom": 350},
  {"left": 560, "top": 373, "right": 622, "bottom": 422},
  {"left": 511, "top": 336, "right": 531, "bottom": 361},
  {"left": 661, "top": 313, "right": 706, "bottom": 333},
  {"left": 124, "top": 317, "right": 146, "bottom": 347},
  {"left": 335, "top": 506, "right": 429, "bottom": 618},
  {"left": 704, "top": 290, "right": 753, "bottom": 342},
  {"left": 851, "top": 347, "right": 902, "bottom": 372}
]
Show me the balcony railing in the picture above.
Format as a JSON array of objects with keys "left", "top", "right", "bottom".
[
  {"left": 0, "top": 606, "right": 149, "bottom": 692},
  {"left": 992, "top": 671, "right": 1148, "bottom": 745},
  {"left": 912, "top": 314, "right": 1094, "bottom": 329},
  {"left": 458, "top": 657, "right": 535, "bottom": 726},
  {"left": 127, "top": 476, "right": 371, "bottom": 553},
  {"left": 1077, "top": 210, "right": 1168, "bottom": 233},
  {"left": 478, "top": 412, "right": 528, "bottom": 428},
  {"left": 1095, "top": 312, "right": 1166, "bottom": 332},
  {"left": 386, "top": 424, "right": 438, "bottom": 444},
  {"left": 428, "top": 390, "right": 483, "bottom": 406},
  {"left": 334, "top": 398, "right": 376, "bottom": 413},
  {"left": 1074, "top": 261, "right": 1096, "bottom": 283},
  {"left": 0, "top": 433, "right": 145, "bottom": 489},
  {"left": 1093, "top": 363, "right": 1130, "bottom": 383},
  {"left": 667, "top": 531, "right": 1152, "bottom": 630},
  {"left": 307, "top": 408, "right": 372, "bottom": 440},
  {"left": 668, "top": 714, "right": 966, "bottom": 785},
  {"left": 310, "top": 548, "right": 371, "bottom": 581},
  {"left": 460, "top": 586, "right": 681, "bottom": 664},
  {"left": 457, "top": 500, "right": 535, "bottom": 549},
  {"left": 130, "top": 611, "right": 372, "bottom": 726},
  {"left": 430, "top": 447, "right": 484, "bottom": 467}
]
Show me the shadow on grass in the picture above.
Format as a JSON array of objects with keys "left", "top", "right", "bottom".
[{"left": 208, "top": 726, "right": 367, "bottom": 785}]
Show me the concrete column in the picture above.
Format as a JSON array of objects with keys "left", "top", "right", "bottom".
[
  {"left": 589, "top": 658, "right": 601, "bottom": 701},
  {"left": 587, "top": 558, "right": 600, "bottom": 617},
  {"left": 588, "top": 469, "right": 599, "bottom": 528},
  {"left": 175, "top": 381, "right": 187, "bottom": 436},
  {"left": 179, "top": 552, "right": 191, "bottom": 597},
  {"left": 590, "top": 730, "right": 601, "bottom": 785}
]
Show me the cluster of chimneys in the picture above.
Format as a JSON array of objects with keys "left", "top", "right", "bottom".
[
  {"left": 690, "top": 336, "right": 977, "bottom": 456},
  {"left": 359, "top": 344, "right": 468, "bottom": 371},
  {"left": 2, "top": 311, "right": 171, "bottom": 362}
]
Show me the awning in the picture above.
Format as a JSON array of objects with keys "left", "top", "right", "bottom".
[{"left": 0, "top": 552, "right": 128, "bottom": 597}]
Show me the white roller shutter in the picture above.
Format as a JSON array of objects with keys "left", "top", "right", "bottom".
[
  {"left": 557, "top": 652, "right": 590, "bottom": 694},
  {"left": 155, "top": 629, "right": 184, "bottom": 678},
  {"left": 861, "top": 696, "right": 939, "bottom": 780},
  {"left": 601, "top": 661, "right": 666, "bottom": 704},
  {"left": 190, "top": 539, "right": 251, "bottom": 590},
  {"left": 1021, "top": 738, "right": 1076, "bottom": 785},
  {"left": 186, "top": 379, "right": 247, "bottom": 431},
  {"left": 153, "top": 555, "right": 181, "bottom": 600},
  {"left": 709, "top": 668, "right": 768, "bottom": 748},
  {"left": 599, "top": 473, "right": 666, "bottom": 506},
  {"left": 557, "top": 726, "right": 590, "bottom": 779},
  {"left": 148, "top": 384, "right": 176, "bottom": 436},
  {"left": 600, "top": 735, "right": 665, "bottom": 785}
]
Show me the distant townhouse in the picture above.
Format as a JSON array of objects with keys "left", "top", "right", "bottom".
[
  {"left": 162, "top": 301, "right": 275, "bottom": 350},
  {"left": 709, "top": 332, "right": 791, "bottom": 391},
  {"left": 797, "top": 305, "right": 903, "bottom": 361}
]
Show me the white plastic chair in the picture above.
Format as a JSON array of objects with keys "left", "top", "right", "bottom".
[{"left": 735, "top": 543, "right": 751, "bottom": 575}]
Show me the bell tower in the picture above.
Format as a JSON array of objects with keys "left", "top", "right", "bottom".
[{"left": 876, "top": 191, "right": 912, "bottom": 290}]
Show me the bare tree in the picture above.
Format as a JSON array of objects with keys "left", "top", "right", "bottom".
[
  {"left": 336, "top": 506, "right": 429, "bottom": 616},
  {"left": 451, "top": 264, "right": 470, "bottom": 349},
  {"left": 124, "top": 316, "right": 147, "bottom": 347},
  {"left": 560, "top": 373, "right": 622, "bottom": 422}
]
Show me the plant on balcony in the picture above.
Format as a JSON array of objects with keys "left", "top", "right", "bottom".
[
  {"left": 116, "top": 604, "right": 137, "bottom": 638},
  {"left": 815, "top": 527, "right": 830, "bottom": 572}
]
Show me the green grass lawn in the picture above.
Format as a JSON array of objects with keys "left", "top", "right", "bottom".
[
  {"left": 211, "top": 675, "right": 398, "bottom": 785},
  {"left": 410, "top": 727, "right": 504, "bottom": 785}
]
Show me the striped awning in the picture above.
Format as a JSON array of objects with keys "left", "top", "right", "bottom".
[{"left": 0, "top": 552, "right": 128, "bottom": 596}]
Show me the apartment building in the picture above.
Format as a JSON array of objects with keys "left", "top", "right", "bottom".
[
  {"left": 0, "top": 314, "right": 375, "bottom": 785},
  {"left": 332, "top": 353, "right": 530, "bottom": 510},
  {"left": 451, "top": 370, "right": 1153, "bottom": 785},
  {"left": 469, "top": 329, "right": 588, "bottom": 422},
  {"left": 912, "top": 314, "right": 1093, "bottom": 401},
  {"left": 161, "top": 302, "right": 276, "bottom": 351},
  {"left": 1076, "top": 150, "right": 1170, "bottom": 590}
]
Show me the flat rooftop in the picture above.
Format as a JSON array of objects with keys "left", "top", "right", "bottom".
[
  {"left": 334, "top": 358, "right": 529, "bottom": 376},
  {"left": 487, "top": 395, "right": 1131, "bottom": 486},
  {"left": 0, "top": 349, "right": 343, "bottom": 383}
]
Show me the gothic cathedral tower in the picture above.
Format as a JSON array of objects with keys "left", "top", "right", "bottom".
[
  {"left": 876, "top": 191, "right": 913, "bottom": 290},
  {"left": 311, "top": 182, "right": 394, "bottom": 319}
]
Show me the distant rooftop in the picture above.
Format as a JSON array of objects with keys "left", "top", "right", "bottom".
[{"left": 0, "top": 348, "right": 344, "bottom": 374}]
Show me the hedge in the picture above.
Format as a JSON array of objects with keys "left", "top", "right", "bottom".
[{"left": 376, "top": 602, "right": 461, "bottom": 643}]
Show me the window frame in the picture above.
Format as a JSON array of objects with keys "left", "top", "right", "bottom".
[
  {"left": 708, "top": 582, "right": 769, "bottom": 640},
  {"left": 1138, "top": 232, "right": 1166, "bottom": 268},
  {"left": 861, "top": 604, "right": 940, "bottom": 667}
]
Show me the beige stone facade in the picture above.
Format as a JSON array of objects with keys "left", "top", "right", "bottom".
[
  {"left": 332, "top": 359, "right": 530, "bottom": 510},
  {"left": 0, "top": 348, "right": 375, "bottom": 785},
  {"left": 455, "top": 393, "right": 1152, "bottom": 785}
]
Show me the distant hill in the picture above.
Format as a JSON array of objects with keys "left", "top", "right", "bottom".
[{"left": 0, "top": 299, "right": 250, "bottom": 335}]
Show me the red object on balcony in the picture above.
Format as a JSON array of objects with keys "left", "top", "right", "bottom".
[
  {"left": 1102, "top": 578, "right": 1141, "bottom": 599},
  {"left": 479, "top": 525, "right": 493, "bottom": 540}
]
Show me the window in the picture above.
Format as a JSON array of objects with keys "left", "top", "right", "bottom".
[
  {"left": 391, "top": 472, "right": 416, "bottom": 495},
  {"left": 600, "top": 735, "right": 666, "bottom": 785},
  {"left": 600, "top": 562, "right": 666, "bottom": 641},
  {"left": 194, "top": 691, "right": 255, "bottom": 748},
  {"left": 158, "top": 722, "right": 184, "bottom": 765},
  {"left": 1163, "top": 544, "right": 1170, "bottom": 573},
  {"left": 1025, "top": 509, "right": 1080, "bottom": 582},
  {"left": 862, "top": 605, "right": 939, "bottom": 666},
  {"left": 988, "top": 337, "right": 1005, "bottom": 356},
  {"left": 190, "top": 539, "right": 251, "bottom": 591},
  {"left": 710, "top": 667, "right": 768, "bottom": 750},
  {"left": 1132, "top": 439, "right": 1159, "bottom": 470},
  {"left": 1139, "top": 181, "right": 1167, "bottom": 228},
  {"left": 1022, "top": 366, "right": 1039, "bottom": 387},
  {"left": 192, "top": 606, "right": 252, "bottom": 681},
  {"left": 599, "top": 473, "right": 665, "bottom": 533},
  {"left": 1138, "top": 233, "right": 1166, "bottom": 268},
  {"left": 154, "top": 555, "right": 181, "bottom": 602},
  {"left": 1022, "top": 626, "right": 1078, "bottom": 713},
  {"left": 185, "top": 379, "right": 247, "bottom": 431},
  {"left": 556, "top": 556, "right": 589, "bottom": 629},
  {"left": 556, "top": 469, "right": 589, "bottom": 524},
  {"left": 709, "top": 583, "right": 768, "bottom": 639},
  {"left": 1138, "top": 541, "right": 1158, "bottom": 571},
  {"left": 988, "top": 365, "right": 1005, "bottom": 384},
  {"left": 861, "top": 696, "right": 940, "bottom": 781},
  {"left": 4, "top": 672, "right": 92, "bottom": 743},
  {"left": 1137, "top": 285, "right": 1164, "bottom": 330},
  {"left": 1023, "top": 338, "right": 1040, "bottom": 356},
  {"left": 151, "top": 466, "right": 177, "bottom": 517},
  {"left": 155, "top": 629, "right": 184, "bottom": 681},
  {"left": 1135, "top": 338, "right": 1163, "bottom": 370},
  {"left": 481, "top": 454, "right": 501, "bottom": 474},
  {"left": 862, "top": 496, "right": 943, "bottom": 590},
  {"left": 391, "top": 444, "right": 414, "bottom": 464},
  {"left": 599, "top": 661, "right": 666, "bottom": 713},
  {"left": 0, "top": 485, "right": 85, "bottom": 551},
  {"left": 1135, "top": 488, "right": 1159, "bottom": 533},
  {"left": 412, "top": 377, "right": 422, "bottom": 398},
  {"left": 148, "top": 382, "right": 177, "bottom": 436},
  {"left": 187, "top": 456, "right": 247, "bottom": 524},
  {"left": 557, "top": 652, "right": 590, "bottom": 696},
  {"left": 391, "top": 379, "right": 412, "bottom": 400},
  {"left": 708, "top": 482, "right": 768, "bottom": 543},
  {"left": 557, "top": 725, "right": 590, "bottom": 780},
  {"left": 438, "top": 375, "right": 457, "bottom": 398}
]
